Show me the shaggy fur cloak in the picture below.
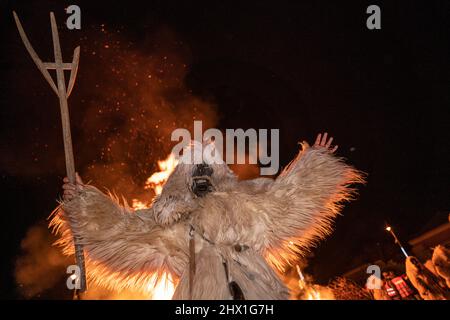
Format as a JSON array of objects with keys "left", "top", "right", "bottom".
[{"left": 50, "top": 142, "right": 364, "bottom": 299}]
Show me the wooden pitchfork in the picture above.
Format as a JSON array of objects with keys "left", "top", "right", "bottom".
[{"left": 13, "top": 11, "right": 87, "bottom": 294}]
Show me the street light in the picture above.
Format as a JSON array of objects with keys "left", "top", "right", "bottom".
[{"left": 385, "top": 225, "right": 409, "bottom": 258}]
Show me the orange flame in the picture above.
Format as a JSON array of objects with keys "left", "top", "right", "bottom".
[
  {"left": 125, "top": 153, "right": 178, "bottom": 299},
  {"left": 131, "top": 199, "right": 149, "bottom": 210},
  {"left": 148, "top": 273, "right": 175, "bottom": 300},
  {"left": 144, "top": 153, "right": 178, "bottom": 196},
  {"left": 296, "top": 266, "right": 335, "bottom": 300},
  {"left": 131, "top": 153, "right": 178, "bottom": 210}
]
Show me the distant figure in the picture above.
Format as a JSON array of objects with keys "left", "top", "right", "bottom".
[{"left": 406, "top": 256, "right": 450, "bottom": 300}]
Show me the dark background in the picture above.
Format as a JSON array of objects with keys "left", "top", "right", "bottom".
[{"left": 1, "top": 0, "right": 449, "bottom": 299}]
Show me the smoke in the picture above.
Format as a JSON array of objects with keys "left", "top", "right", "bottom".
[{"left": 15, "top": 223, "right": 71, "bottom": 298}]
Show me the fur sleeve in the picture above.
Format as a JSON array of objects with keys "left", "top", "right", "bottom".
[
  {"left": 49, "top": 185, "right": 189, "bottom": 293},
  {"left": 261, "top": 142, "right": 365, "bottom": 271}
]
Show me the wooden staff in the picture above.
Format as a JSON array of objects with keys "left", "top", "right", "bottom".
[{"left": 13, "top": 11, "right": 87, "bottom": 293}]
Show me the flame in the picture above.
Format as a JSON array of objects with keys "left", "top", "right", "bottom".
[
  {"left": 144, "top": 153, "right": 178, "bottom": 196},
  {"left": 296, "top": 266, "right": 335, "bottom": 300},
  {"left": 304, "top": 286, "right": 335, "bottom": 300},
  {"left": 131, "top": 153, "right": 178, "bottom": 210},
  {"left": 149, "top": 272, "right": 175, "bottom": 300},
  {"left": 306, "top": 288, "right": 321, "bottom": 300},
  {"left": 131, "top": 199, "right": 149, "bottom": 210}
]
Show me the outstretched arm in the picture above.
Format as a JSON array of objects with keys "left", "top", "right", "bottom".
[
  {"left": 259, "top": 133, "right": 365, "bottom": 271},
  {"left": 51, "top": 174, "right": 188, "bottom": 292}
]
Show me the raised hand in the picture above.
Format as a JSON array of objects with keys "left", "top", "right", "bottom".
[
  {"left": 62, "top": 172, "right": 84, "bottom": 202},
  {"left": 314, "top": 132, "right": 338, "bottom": 153}
]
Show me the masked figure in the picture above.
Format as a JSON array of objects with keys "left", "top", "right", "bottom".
[{"left": 53, "top": 133, "right": 364, "bottom": 299}]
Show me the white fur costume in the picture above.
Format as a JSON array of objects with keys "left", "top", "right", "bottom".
[{"left": 50, "top": 142, "right": 364, "bottom": 299}]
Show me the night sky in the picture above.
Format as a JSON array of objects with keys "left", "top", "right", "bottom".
[{"left": 1, "top": 1, "right": 449, "bottom": 299}]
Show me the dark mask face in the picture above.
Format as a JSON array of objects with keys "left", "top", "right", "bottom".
[{"left": 191, "top": 164, "right": 214, "bottom": 197}]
